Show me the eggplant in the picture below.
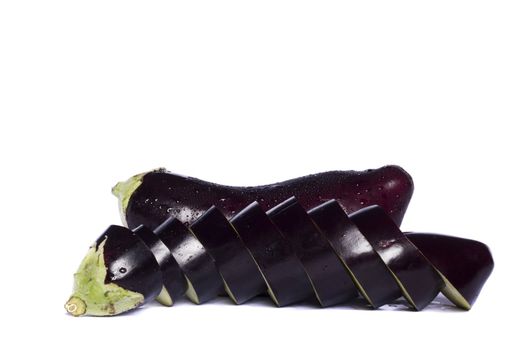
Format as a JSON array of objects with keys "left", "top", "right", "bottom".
[
  {"left": 132, "top": 225, "right": 187, "bottom": 306},
  {"left": 230, "top": 201, "right": 314, "bottom": 306},
  {"left": 112, "top": 165, "right": 414, "bottom": 230},
  {"left": 154, "top": 216, "right": 224, "bottom": 305},
  {"left": 266, "top": 197, "right": 358, "bottom": 307},
  {"left": 190, "top": 206, "right": 266, "bottom": 304},
  {"left": 348, "top": 206, "right": 443, "bottom": 310},
  {"left": 65, "top": 225, "right": 163, "bottom": 316},
  {"left": 66, "top": 198, "right": 493, "bottom": 316},
  {"left": 308, "top": 200, "right": 401, "bottom": 308},
  {"left": 406, "top": 233, "right": 494, "bottom": 310}
]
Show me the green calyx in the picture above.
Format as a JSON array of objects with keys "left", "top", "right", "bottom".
[
  {"left": 65, "top": 239, "right": 144, "bottom": 316},
  {"left": 112, "top": 172, "right": 146, "bottom": 227}
]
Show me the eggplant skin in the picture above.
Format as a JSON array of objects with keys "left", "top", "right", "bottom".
[
  {"left": 347, "top": 206, "right": 442, "bottom": 310},
  {"left": 65, "top": 225, "right": 163, "bottom": 317},
  {"left": 406, "top": 233, "right": 494, "bottom": 309},
  {"left": 115, "top": 165, "right": 414, "bottom": 230},
  {"left": 96, "top": 225, "right": 163, "bottom": 304}
]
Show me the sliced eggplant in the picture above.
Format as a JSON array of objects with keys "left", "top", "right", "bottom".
[
  {"left": 114, "top": 165, "right": 414, "bottom": 230},
  {"left": 155, "top": 216, "right": 223, "bottom": 304},
  {"left": 308, "top": 200, "right": 401, "bottom": 308},
  {"left": 132, "top": 225, "right": 187, "bottom": 306},
  {"left": 230, "top": 201, "right": 313, "bottom": 306},
  {"left": 190, "top": 206, "right": 266, "bottom": 304},
  {"left": 68, "top": 184, "right": 494, "bottom": 316},
  {"left": 406, "top": 233, "right": 494, "bottom": 310},
  {"left": 348, "top": 206, "right": 442, "bottom": 310},
  {"left": 266, "top": 197, "right": 358, "bottom": 307},
  {"left": 65, "top": 225, "right": 163, "bottom": 316},
  {"left": 96, "top": 225, "right": 163, "bottom": 303}
]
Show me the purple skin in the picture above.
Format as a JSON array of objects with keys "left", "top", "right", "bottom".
[
  {"left": 190, "top": 206, "right": 267, "bottom": 304},
  {"left": 69, "top": 166, "right": 490, "bottom": 314},
  {"left": 266, "top": 197, "right": 358, "bottom": 307},
  {"left": 308, "top": 200, "right": 401, "bottom": 308},
  {"left": 230, "top": 202, "right": 314, "bottom": 307},
  {"left": 406, "top": 233, "right": 494, "bottom": 309},
  {"left": 347, "top": 206, "right": 442, "bottom": 310},
  {"left": 132, "top": 225, "right": 187, "bottom": 305},
  {"left": 155, "top": 216, "right": 224, "bottom": 304},
  {"left": 66, "top": 209, "right": 494, "bottom": 316},
  {"left": 116, "top": 165, "right": 414, "bottom": 230}
]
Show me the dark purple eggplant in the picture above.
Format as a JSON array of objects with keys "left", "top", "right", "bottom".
[
  {"left": 230, "top": 201, "right": 314, "bottom": 306},
  {"left": 155, "top": 216, "right": 223, "bottom": 304},
  {"left": 348, "top": 206, "right": 443, "bottom": 310},
  {"left": 308, "top": 200, "right": 401, "bottom": 308},
  {"left": 66, "top": 198, "right": 493, "bottom": 316},
  {"left": 132, "top": 225, "right": 187, "bottom": 306},
  {"left": 266, "top": 197, "right": 358, "bottom": 307},
  {"left": 65, "top": 225, "right": 163, "bottom": 316},
  {"left": 406, "top": 233, "right": 494, "bottom": 309},
  {"left": 113, "top": 165, "right": 414, "bottom": 230},
  {"left": 190, "top": 206, "right": 266, "bottom": 304}
]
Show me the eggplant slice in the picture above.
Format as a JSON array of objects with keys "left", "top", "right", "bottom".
[
  {"left": 406, "top": 233, "right": 494, "bottom": 309},
  {"left": 348, "top": 206, "right": 443, "bottom": 310},
  {"left": 96, "top": 225, "right": 163, "bottom": 304},
  {"left": 132, "top": 225, "right": 187, "bottom": 306},
  {"left": 308, "top": 200, "right": 401, "bottom": 308},
  {"left": 155, "top": 216, "right": 223, "bottom": 304},
  {"left": 266, "top": 197, "right": 358, "bottom": 307},
  {"left": 230, "top": 201, "right": 314, "bottom": 306},
  {"left": 190, "top": 206, "right": 266, "bottom": 304},
  {"left": 65, "top": 225, "right": 164, "bottom": 316}
]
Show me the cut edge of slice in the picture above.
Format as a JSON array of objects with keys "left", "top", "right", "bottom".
[
  {"left": 156, "top": 286, "right": 174, "bottom": 306},
  {"left": 185, "top": 275, "right": 200, "bottom": 304},
  {"left": 223, "top": 278, "right": 239, "bottom": 304},
  {"left": 437, "top": 270, "right": 471, "bottom": 310},
  {"left": 383, "top": 266, "right": 417, "bottom": 310}
]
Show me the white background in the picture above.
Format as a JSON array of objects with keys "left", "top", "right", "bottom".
[{"left": 1, "top": 1, "right": 523, "bottom": 349}]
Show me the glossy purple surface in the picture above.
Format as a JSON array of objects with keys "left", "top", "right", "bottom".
[
  {"left": 95, "top": 225, "right": 163, "bottom": 304},
  {"left": 349, "top": 206, "right": 442, "bottom": 310},
  {"left": 406, "top": 233, "right": 494, "bottom": 308},
  {"left": 267, "top": 197, "right": 358, "bottom": 307},
  {"left": 132, "top": 225, "right": 187, "bottom": 303},
  {"left": 308, "top": 200, "right": 400, "bottom": 308},
  {"left": 155, "top": 216, "right": 223, "bottom": 304},
  {"left": 231, "top": 202, "right": 314, "bottom": 306},
  {"left": 125, "top": 165, "right": 414, "bottom": 230},
  {"left": 190, "top": 206, "right": 266, "bottom": 303}
]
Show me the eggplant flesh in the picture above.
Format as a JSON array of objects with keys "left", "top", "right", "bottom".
[
  {"left": 266, "top": 197, "right": 358, "bottom": 307},
  {"left": 114, "top": 165, "right": 414, "bottom": 230}
]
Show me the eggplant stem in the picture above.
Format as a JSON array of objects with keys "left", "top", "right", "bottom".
[
  {"left": 112, "top": 172, "right": 145, "bottom": 227},
  {"left": 65, "top": 296, "right": 86, "bottom": 316}
]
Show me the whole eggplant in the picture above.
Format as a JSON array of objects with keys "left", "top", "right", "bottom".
[{"left": 113, "top": 165, "right": 414, "bottom": 230}]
